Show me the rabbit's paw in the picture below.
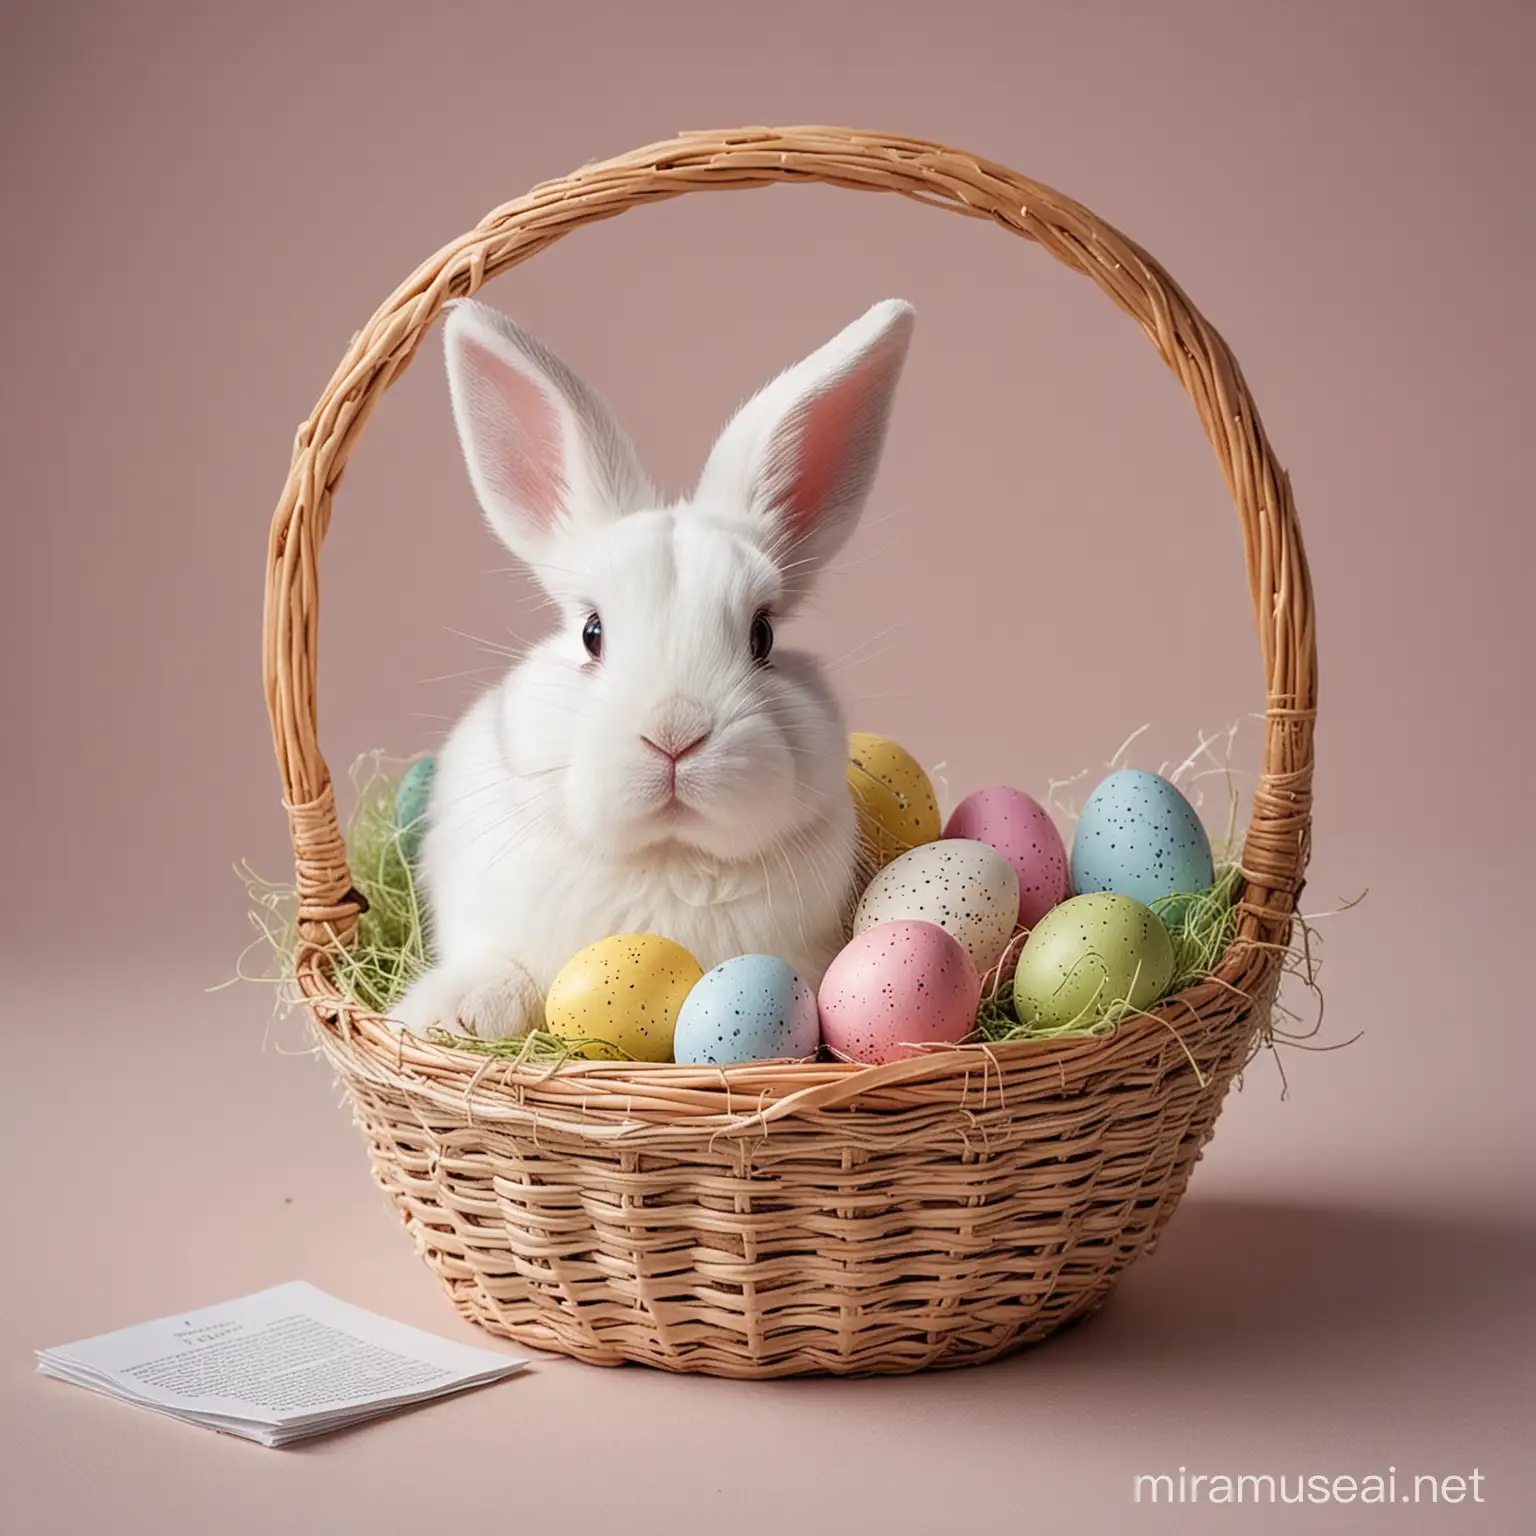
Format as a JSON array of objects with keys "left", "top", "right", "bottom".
[{"left": 391, "top": 959, "right": 542, "bottom": 1042}]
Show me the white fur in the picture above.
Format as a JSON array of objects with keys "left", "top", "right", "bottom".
[{"left": 392, "top": 298, "right": 915, "bottom": 1040}]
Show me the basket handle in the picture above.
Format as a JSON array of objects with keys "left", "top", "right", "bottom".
[{"left": 264, "top": 126, "right": 1316, "bottom": 955}]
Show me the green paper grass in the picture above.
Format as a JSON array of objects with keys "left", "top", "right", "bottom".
[
  {"left": 423, "top": 1027, "right": 618, "bottom": 1064},
  {"left": 234, "top": 753, "right": 428, "bottom": 1018},
  {"left": 1155, "top": 861, "right": 1244, "bottom": 989},
  {"left": 336, "top": 756, "right": 431, "bottom": 1013}
]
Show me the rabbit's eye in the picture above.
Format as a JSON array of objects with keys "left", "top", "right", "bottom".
[
  {"left": 582, "top": 612, "right": 603, "bottom": 660},
  {"left": 750, "top": 611, "right": 774, "bottom": 665}
]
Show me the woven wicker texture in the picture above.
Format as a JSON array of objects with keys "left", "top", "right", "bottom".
[{"left": 263, "top": 127, "right": 1316, "bottom": 1377}]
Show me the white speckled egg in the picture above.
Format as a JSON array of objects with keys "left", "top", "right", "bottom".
[
  {"left": 853, "top": 838, "right": 1020, "bottom": 975},
  {"left": 672, "top": 955, "right": 821, "bottom": 1066},
  {"left": 1070, "top": 770, "right": 1214, "bottom": 908},
  {"left": 818, "top": 920, "right": 980, "bottom": 1065}
]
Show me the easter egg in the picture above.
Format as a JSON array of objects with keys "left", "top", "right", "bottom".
[
  {"left": 1012, "top": 893, "right": 1175, "bottom": 1031},
  {"left": 853, "top": 839, "right": 1019, "bottom": 975},
  {"left": 1070, "top": 769, "right": 1215, "bottom": 909},
  {"left": 818, "top": 920, "right": 980, "bottom": 1065},
  {"left": 395, "top": 755, "right": 436, "bottom": 862},
  {"left": 545, "top": 934, "right": 704, "bottom": 1061},
  {"left": 846, "top": 732, "right": 941, "bottom": 872},
  {"left": 943, "top": 785, "right": 1068, "bottom": 929},
  {"left": 673, "top": 955, "right": 821, "bottom": 1066}
]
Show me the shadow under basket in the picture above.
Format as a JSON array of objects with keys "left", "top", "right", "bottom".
[{"left": 263, "top": 127, "right": 1317, "bottom": 1379}]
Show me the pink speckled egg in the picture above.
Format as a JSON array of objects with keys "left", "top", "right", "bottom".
[
  {"left": 943, "top": 786, "right": 1069, "bottom": 930},
  {"left": 817, "top": 920, "right": 981, "bottom": 1065}
]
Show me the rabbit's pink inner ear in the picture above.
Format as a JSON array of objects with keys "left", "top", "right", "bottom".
[
  {"left": 460, "top": 337, "right": 569, "bottom": 531},
  {"left": 778, "top": 353, "right": 889, "bottom": 543}
]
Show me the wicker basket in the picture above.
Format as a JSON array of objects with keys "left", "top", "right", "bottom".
[{"left": 263, "top": 127, "right": 1316, "bottom": 1379}]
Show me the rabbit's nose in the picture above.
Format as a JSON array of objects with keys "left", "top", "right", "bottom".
[
  {"left": 643, "top": 698, "right": 714, "bottom": 762},
  {"left": 641, "top": 730, "right": 711, "bottom": 764}
]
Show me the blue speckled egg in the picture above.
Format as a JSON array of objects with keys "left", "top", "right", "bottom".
[
  {"left": 672, "top": 955, "right": 821, "bottom": 1066},
  {"left": 1070, "top": 770, "right": 1214, "bottom": 908},
  {"left": 395, "top": 756, "right": 436, "bottom": 861}
]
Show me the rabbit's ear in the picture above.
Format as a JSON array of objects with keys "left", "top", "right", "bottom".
[
  {"left": 693, "top": 300, "right": 914, "bottom": 597},
  {"left": 443, "top": 300, "right": 654, "bottom": 565}
]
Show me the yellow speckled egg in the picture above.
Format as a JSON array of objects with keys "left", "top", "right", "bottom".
[
  {"left": 846, "top": 731, "right": 941, "bottom": 873},
  {"left": 545, "top": 934, "right": 704, "bottom": 1061}
]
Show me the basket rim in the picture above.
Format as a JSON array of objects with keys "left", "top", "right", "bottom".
[
  {"left": 294, "top": 925, "right": 1277, "bottom": 1135},
  {"left": 264, "top": 124, "right": 1316, "bottom": 1088}
]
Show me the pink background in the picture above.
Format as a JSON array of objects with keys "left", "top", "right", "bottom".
[{"left": 2, "top": 1, "right": 1532, "bottom": 1530}]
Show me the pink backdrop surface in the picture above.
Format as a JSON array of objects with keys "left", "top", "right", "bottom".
[{"left": 2, "top": 1, "right": 1532, "bottom": 1531}]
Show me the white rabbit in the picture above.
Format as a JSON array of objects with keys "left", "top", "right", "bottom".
[{"left": 391, "top": 296, "right": 916, "bottom": 1040}]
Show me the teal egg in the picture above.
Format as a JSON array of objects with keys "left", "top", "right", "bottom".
[
  {"left": 1070, "top": 770, "right": 1213, "bottom": 910},
  {"left": 395, "top": 756, "right": 436, "bottom": 861}
]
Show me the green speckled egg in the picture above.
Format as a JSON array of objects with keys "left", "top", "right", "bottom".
[
  {"left": 1012, "top": 892, "right": 1175, "bottom": 1031},
  {"left": 394, "top": 756, "right": 436, "bottom": 861}
]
